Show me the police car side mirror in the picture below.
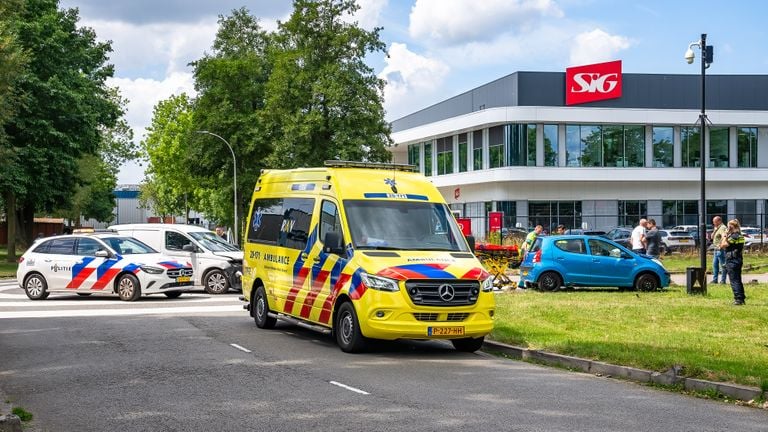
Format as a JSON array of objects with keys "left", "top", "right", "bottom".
[
  {"left": 323, "top": 232, "right": 345, "bottom": 255},
  {"left": 182, "top": 244, "right": 197, "bottom": 253},
  {"left": 95, "top": 250, "right": 110, "bottom": 258}
]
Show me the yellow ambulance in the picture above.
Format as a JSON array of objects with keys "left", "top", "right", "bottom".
[{"left": 241, "top": 161, "right": 495, "bottom": 353}]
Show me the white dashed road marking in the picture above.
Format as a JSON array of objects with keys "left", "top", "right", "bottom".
[
  {"left": 230, "top": 343, "right": 252, "bottom": 353},
  {"left": 329, "top": 381, "right": 370, "bottom": 395}
]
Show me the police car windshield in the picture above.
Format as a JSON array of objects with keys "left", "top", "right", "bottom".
[
  {"left": 344, "top": 200, "right": 469, "bottom": 252},
  {"left": 101, "top": 236, "right": 157, "bottom": 255},
  {"left": 189, "top": 231, "right": 240, "bottom": 252}
]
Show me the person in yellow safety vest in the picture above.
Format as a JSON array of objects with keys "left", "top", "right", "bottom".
[
  {"left": 719, "top": 218, "right": 746, "bottom": 305},
  {"left": 523, "top": 225, "right": 543, "bottom": 253}
]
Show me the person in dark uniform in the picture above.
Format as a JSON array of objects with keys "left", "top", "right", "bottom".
[
  {"left": 719, "top": 218, "right": 746, "bottom": 305},
  {"left": 644, "top": 219, "right": 661, "bottom": 259}
]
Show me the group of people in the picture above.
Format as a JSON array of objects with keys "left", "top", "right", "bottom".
[{"left": 630, "top": 216, "right": 746, "bottom": 306}]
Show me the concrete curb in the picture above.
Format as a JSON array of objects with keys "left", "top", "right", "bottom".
[
  {"left": 483, "top": 339, "right": 768, "bottom": 403},
  {"left": 0, "top": 388, "right": 22, "bottom": 432}
]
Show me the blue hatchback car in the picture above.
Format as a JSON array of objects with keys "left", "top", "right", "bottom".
[{"left": 519, "top": 235, "right": 670, "bottom": 291}]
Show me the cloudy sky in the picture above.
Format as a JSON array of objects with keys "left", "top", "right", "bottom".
[{"left": 57, "top": 0, "right": 768, "bottom": 183}]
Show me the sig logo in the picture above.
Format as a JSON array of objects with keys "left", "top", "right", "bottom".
[{"left": 565, "top": 60, "right": 622, "bottom": 105}]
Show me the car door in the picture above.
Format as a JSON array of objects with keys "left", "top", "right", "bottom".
[
  {"left": 309, "top": 199, "right": 348, "bottom": 322},
  {"left": 587, "top": 238, "right": 635, "bottom": 286},
  {"left": 44, "top": 237, "right": 78, "bottom": 291},
  {"left": 72, "top": 237, "right": 109, "bottom": 292},
  {"left": 164, "top": 230, "right": 199, "bottom": 283},
  {"left": 552, "top": 238, "right": 591, "bottom": 284}
]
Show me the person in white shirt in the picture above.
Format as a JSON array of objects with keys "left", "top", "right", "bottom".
[{"left": 631, "top": 218, "right": 648, "bottom": 254}]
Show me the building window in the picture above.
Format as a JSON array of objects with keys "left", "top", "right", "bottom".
[
  {"left": 472, "top": 130, "right": 483, "bottom": 170},
  {"left": 618, "top": 201, "right": 647, "bottom": 227},
  {"left": 489, "top": 126, "right": 505, "bottom": 168},
  {"left": 734, "top": 200, "right": 757, "bottom": 227},
  {"left": 709, "top": 127, "right": 729, "bottom": 168},
  {"left": 529, "top": 201, "right": 582, "bottom": 233},
  {"left": 407, "top": 144, "right": 420, "bottom": 173},
  {"left": 624, "top": 126, "right": 645, "bottom": 167},
  {"left": 707, "top": 200, "right": 728, "bottom": 223},
  {"left": 565, "top": 125, "right": 583, "bottom": 167},
  {"left": 423, "top": 141, "right": 432, "bottom": 177},
  {"left": 458, "top": 133, "right": 468, "bottom": 172},
  {"left": 506, "top": 124, "right": 536, "bottom": 166},
  {"left": 495, "top": 201, "right": 516, "bottom": 230},
  {"left": 681, "top": 126, "right": 701, "bottom": 167},
  {"left": 543, "top": 124, "right": 558, "bottom": 166},
  {"left": 436, "top": 136, "right": 453, "bottom": 175},
  {"left": 738, "top": 127, "right": 758, "bottom": 168},
  {"left": 652, "top": 127, "right": 673, "bottom": 167},
  {"left": 662, "top": 200, "right": 698, "bottom": 228}
]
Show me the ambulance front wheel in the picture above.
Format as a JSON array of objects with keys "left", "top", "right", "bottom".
[
  {"left": 451, "top": 337, "right": 485, "bottom": 353},
  {"left": 335, "top": 302, "right": 367, "bottom": 353},
  {"left": 254, "top": 285, "right": 276, "bottom": 329}
]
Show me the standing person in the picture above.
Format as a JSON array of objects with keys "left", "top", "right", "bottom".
[
  {"left": 710, "top": 216, "right": 727, "bottom": 284},
  {"left": 555, "top": 224, "right": 566, "bottom": 235},
  {"left": 631, "top": 218, "right": 648, "bottom": 254},
  {"left": 644, "top": 219, "right": 661, "bottom": 258},
  {"left": 215, "top": 226, "right": 226, "bottom": 239},
  {"left": 720, "top": 219, "right": 746, "bottom": 305},
  {"left": 523, "top": 225, "right": 543, "bottom": 252}
]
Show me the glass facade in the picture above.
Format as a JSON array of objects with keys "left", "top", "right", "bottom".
[
  {"left": 618, "top": 201, "right": 647, "bottom": 227},
  {"left": 543, "top": 124, "right": 558, "bottom": 166},
  {"left": 488, "top": 126, "right": 505, "bottom": 168},
  {"left": 436, "top": 136, "right": 453, "bottom": 175},
  {"left": 506, "top": 124, "right": 536, "bottom": 166},
  {"left": 662, "top": 200, "right": 698, "bottom": 227},
  {"left": 738, "top": 127, "right": 757, "bottom": 168},
  {"left": 734, "top": 200, "right": 757, "bottom": 226},
  {"left": 407, "top": 144, "right": 420, "bottom": 172},
  {"left": 652, "top": 127, "right": 673, "bottom": 167},
  {"left": 472, "top": 130, "right": 483, "bottom": 170},
  {"left": 458, "top": 133, "right": 468, "bottom": 172},
  {"left": 529, "top": 201, "right": 582, "bottom": 233},
  {"left": 565, "top": 125, "right": 644, "bottom": 167},
  {"left": 709, "top": 127, "right": 729, "bottom": 167},
  {"left": 681, "top": 126, "right": 701, "bottom": 167},
  {"left": 423, "top": 141, "right": 432, "bottom": 177}
]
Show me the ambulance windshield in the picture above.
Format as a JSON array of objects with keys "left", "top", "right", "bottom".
[{"left": 344, "top": 200, "right": 469, "bottom": 252}]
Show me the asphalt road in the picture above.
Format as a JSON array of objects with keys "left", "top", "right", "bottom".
[{"left": 1, "top": 279, "right": 766, "bottom": 431}]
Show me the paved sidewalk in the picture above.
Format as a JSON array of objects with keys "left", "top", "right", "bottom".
[{"left": 669, "top": 272, "right": 768, "bottom": 285}]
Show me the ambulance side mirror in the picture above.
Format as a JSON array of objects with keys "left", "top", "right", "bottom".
[
  {"left": 323, "top": 232, "right": 345, "bottom": 255},
  {"left": 466, "top": 235, "right": 476, "bottom": 253}
]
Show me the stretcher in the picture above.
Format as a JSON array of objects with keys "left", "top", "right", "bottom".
[{"left": 474, "top": 243, "right": 521, "bottom": 290}]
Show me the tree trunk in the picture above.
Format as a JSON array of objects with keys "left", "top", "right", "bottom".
[
  {"left": 5, "top": 191, "right": 15, "bottom": 262},
  {"left": 19, "top": 204, "right": 34, "bottom": 248}
]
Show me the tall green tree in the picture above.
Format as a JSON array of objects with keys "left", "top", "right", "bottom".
[
  {"left": 189, "top": 7, "right": 273, "bottom": 229},
  {"left": 141, "top": 93, "right": 196, "bottom": 219},
  {"left": 263, "top": 0, "right": 392, "bottom": 169},
  {"left": 3, "top": 0, "right": 121, "bottom": 256}
]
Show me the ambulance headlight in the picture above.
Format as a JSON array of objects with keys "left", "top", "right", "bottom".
[
  {"left": 140, "top": 265, "right": 165, "bottom": 274},
  {"left": 360, "top": 273, "right": 399, "bottom": 292},
  {"left": 481, "top": 277, "right": 494, "bottom": 292}
]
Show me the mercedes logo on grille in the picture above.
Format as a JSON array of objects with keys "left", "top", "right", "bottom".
[{"left": 438, "top": 284, "right": 455, "bottom": 302}]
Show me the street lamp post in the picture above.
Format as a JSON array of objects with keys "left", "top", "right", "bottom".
[
  {"left": 196, "top": 130, "right": 238, "bottom": 246},
  {"left": 684, "top": 33, "right": 713, "bottom": 294}
]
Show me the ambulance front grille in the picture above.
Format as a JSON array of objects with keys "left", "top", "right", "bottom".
[
  {"left": 446, "top": 313, "right": 469, "bottom": 322},
  {"left": 413, "top": 313, "right": 438, "bottom": 321},
  {"left": 412, "top": 313, "right": 469, "bottom": 322},
  {"left": 404, "top": 279, "right": 480, "bottom": 306}
]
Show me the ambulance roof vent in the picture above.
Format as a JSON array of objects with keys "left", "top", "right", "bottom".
[{"left": 323, "top": 160, "right": 417, "bottom": 172}]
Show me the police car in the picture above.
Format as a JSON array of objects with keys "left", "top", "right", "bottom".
[{"left": 16, "top": 234, "right": 194, "bottom": 301}]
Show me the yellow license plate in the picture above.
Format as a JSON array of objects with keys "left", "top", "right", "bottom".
[
  {"left": 428, "top": 326, "right": 465, "bottom": 336},
  {"left": 679, "top": 239, "right": 689, "bottom": 242},
  {"left": 177, "top": 276, "right": 191, "bottom": 283}
]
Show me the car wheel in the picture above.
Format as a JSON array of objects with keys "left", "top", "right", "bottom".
[
  {"left": 335, "top": 302, "right": 367, "bottom": 353},
  {"left": 253, "top": 285, "right": 277, "bottom": 329},
  {"left": 538, "top": 271, "right": 562, "bottom": 292},
  {"left": 117, "top": 273, "right": 141, "bottom": 301},
  {"left": 451, "top": 337, "right": 485, "bottom": 353},
  {"left": 204, "top": 269, "right": 229, "bottom": 294},
  {"left": 24, "top": 273, "right": 49, "bottom": 300},
  {"left": 635, "top": 273, "right": 659, "bottom": 292},
  {"left": 164, "top": 291, "right": 182, "bottom": 299}
]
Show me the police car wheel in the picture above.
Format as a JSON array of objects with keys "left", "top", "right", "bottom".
[
  {"left": 254, "top": 285, "right": 276, "bottom": 329},
  {"left": 117, "top": 274, "right": 141, "bottom": 301},
  {"left": 336, "top": 302, "right": 367, "bottom": 353},
  {"left": 451, "top": 337, "right": 485, "bottom": 353},
  {"left": 204, "top": 270, "right": 229, "bottom": 294},
  {"left": 24, "top": 273, "right": 49, "bottom": 300}
]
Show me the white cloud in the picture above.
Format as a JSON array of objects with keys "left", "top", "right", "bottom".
[
  {"left": 569, "top": 28, "right": 631, "bottom": 66},
  {"left": 342, "top": 0, "right": 388, "bottom": 30},
  {"left": 379, "top": 43, "right": 450, "bottom": 120},
  {"left": 409, "top": 0, "right": 563, "bottom": 45}
]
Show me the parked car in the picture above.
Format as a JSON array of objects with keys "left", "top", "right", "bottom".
[
  {"left": 110, "top": 223, "right": 243, "bottom": 294},
  {"left": 519, "top": 235, "right": 670, "bottom": 291},
  {"left": 16, "top": 234, "right": 194, "bottom": 301},
  {"left": 563, "top": 229, "right": 607, "bottom": 236},
  {"left": 659, "top": 229, "right": 695, "bottom": 254},
  {"left": 602, "top": 227, "right": 632, "bottom": 248},
  {"left": 741, "top": 227, "right": 767, "bottom": 251}
]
